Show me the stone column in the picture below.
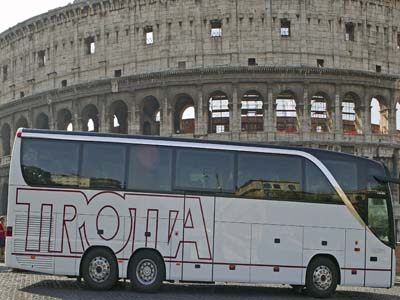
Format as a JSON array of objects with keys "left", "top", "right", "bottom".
[
  {"left": 231, "top": 85, "right": 240, "bottom": 134},
  {"left": 334, "top": 88, "right": 342, "bottom": 134},
  {"left": 99, "top": 96, "right": 107, "bottom": 133},
  {"left": 202, "top": 87, "right": 210, "bottom": 135},
  {"left": 195, "top": 86, "right": 207, "bottom": 136},
  {"left": 363, "top": 101, "right": 372, "bottom": 135},
  {"left": 266, "top": 88, "right": 275, "bottom": 133},
  {"left": 301, "top": 86, "right": 311, "bottom": 134},
  {"left": 127, "top": 94, "right": 137, "bottom": 135},
  {"left": 389, "top": 90, "right": 398, "bottom": 135},
  {"left": 72, "top": 101, "right": 81, "bottom": 131},
  {"left": 161, "top": 91, "right": 173, "bottom": 136},
  {"left": 49, "top": 105, "right": 56, "bottom": 130}
]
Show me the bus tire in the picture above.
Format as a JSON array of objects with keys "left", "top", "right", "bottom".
[
  {"left": 81, "top": 248, "right": 118, "bottom": 290},
  {"left": 306, "top": 256, "right": 338, "bottom": 298},
  {"left": 129, "top": 250, "right": 165, "bottom": 292}
]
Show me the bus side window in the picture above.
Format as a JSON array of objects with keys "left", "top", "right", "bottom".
[
  {"left": 80, "top": 142, "right": 126, "bottom": 190},
  {"left": 175, "top": 148, "right": 234, "bottom": 193},
  {"left": 303, "top": 160, "right": 342, "bottom": 204},
  {"left": 236, "top": 152, "right": 302, "bottom": 201},
  {"left": 21, "top": 139, "right": 80, "bottom": 187},
  {"left": 127, "top": 145, "right": 172, "bottom": 192}
]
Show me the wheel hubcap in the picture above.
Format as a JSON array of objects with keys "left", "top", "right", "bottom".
[
  {"left": 136, "top": 258, "right": 158, "bottom": 286},
  {"left": 88, "top": 256, "right": 111, "bottom": 283},
  {"left": 313, "top": 265, "right": 333, "bottom": 291}
]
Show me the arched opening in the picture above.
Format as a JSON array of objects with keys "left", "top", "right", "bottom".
[
  {"left": 208, "top": 92, "right": 230, "bottom": 134},
  {"left": 82, "top": 104, "right": 99, "bottom": 132},
  {"left": 241, "top": 91, "right": 263, "bottom": 132},
  {"left": 310, "top": 94, "right": 331, "bottom": 133},
  {"left": 15, "top": 117, "right": 29, "bottom": 131},
  {"left": 371, "top": 97, "right": 388, "bottom": 134},
  {"left": 342, "top": 93, "right": 360, "bottom": 135},
  {"left": 0, "top": 124, "right": 11, "bottom": 156},
  {"left": 141, "top": 96, "right": 160, "bottom": 136},
  {"left": 174, "top": 94, "right": 195, "bottom": 134},
  {"left": 110, "top": 100, "right": 128, "bottom": 134},
  {"left": 57, "top": 109, "right": 73, "bottom": 131},
  {"left": 276, "top": 92, "right": 298, "bottom": 133},
  {"left": 35, "top": 113, "right": 50, "bottom": 129}
]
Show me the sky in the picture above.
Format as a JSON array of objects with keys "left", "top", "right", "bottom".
[{"left": 0, "top": 0, "right": 72, "bottom": 34}]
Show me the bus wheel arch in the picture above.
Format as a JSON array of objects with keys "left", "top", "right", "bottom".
[
  {"left": 127, "top": 248, "right": 166, "bottom": 292},
  {"left": 80, "top": 246, "right": 119, "bottom": 290},
  {"left": 306, "top": 254, "right": 340, "bottom": 298}
]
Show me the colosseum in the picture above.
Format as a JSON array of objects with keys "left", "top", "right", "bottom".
[{"left": 0, "top": 0, "right": 400, "bottom": 235}]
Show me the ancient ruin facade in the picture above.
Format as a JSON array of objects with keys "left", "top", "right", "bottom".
[{"left": 1, "top": 0, "right": 400, "bottom": 236}]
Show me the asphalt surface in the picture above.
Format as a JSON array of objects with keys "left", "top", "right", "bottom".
[{"left": 0, "top": 264, "right": 399, "bottom": 300}]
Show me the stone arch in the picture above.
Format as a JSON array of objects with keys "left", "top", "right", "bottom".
[
  {"left": 110, "top": 100, "right": 128, "bottom": 134},
  {"left": 57, "top": 109, "right": 73, "bottom": 131},
  {"left": 310, "top": 92, "right": 332, "bottom": 133},
  {"left": 342, "top": 92, "right": 361, "bottom": 135},
  {"left": 275, "top": 91, "right": 298, "bottom": 133},
  {"left": 370, "top": 96, "right": 388, "bottom": 134},
  {"left": 141, "top": 96, "right": 160, "bottom": 136},
  {"left": 241, "top": 90, "right": 264, "bottom": 132},
  {"left": 208, "top": 91, "right": 230, "bottom": 134},
  {"left": 35, "top": 113, "right": 50, "bottom": 129},
  {"left": 173, "top": 94, "right": 195, "bottom": 134},
  {"left": 81, "top": 104, "right": 99, "bottom": 132},
  {"left": 15, "top": 116, "right": 29, "bottom": 130},
  {"left": 0, "top": 123, "right": 11, "bottom": 156}
]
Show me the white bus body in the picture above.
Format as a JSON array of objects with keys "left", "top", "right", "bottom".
[{"left": 5, "top": 129, "right": 396, "bottom": 297}]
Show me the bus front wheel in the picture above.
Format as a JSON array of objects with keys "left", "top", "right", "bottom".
[
  {"left": 129, "top": 250, "right": 165, "bottom": 292},
  {"left": 81, "top": 248, "right": 118, "bottom": 290},
  {"left": 306, "top": 256, "right": 338, "bottom": 298}
]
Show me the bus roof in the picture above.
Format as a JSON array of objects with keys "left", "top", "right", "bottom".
[{"left": 20, "top": 128, "right": 381, "bottom": 167}]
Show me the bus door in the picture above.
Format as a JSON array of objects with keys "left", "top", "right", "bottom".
[
  {"left": 365, "top": 193, "right": 392, "bottom": 287},
  {"left": 181, "top": 194, "right": 215, "bottom": 282}
]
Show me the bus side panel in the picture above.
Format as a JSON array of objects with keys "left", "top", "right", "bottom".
[
  {"left": 213, "top": 221, "right": 251, "bottom": 282},
  {"left": 250, "top": 224, "right": 303, "bottom": 285},
  {"left": 365, "top": 230, "right": 392, "bottom": 288},
  {"left": 343, "top": 229, "right": 365, "bottom": 287}
]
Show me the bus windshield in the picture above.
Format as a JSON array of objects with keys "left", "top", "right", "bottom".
[{"left": 312, "top": 151, "right": 395, "bottom": 248}]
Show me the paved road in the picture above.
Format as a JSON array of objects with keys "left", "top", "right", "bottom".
[{"left": 1, "top": 265, "right": 399, "bottom": 300}]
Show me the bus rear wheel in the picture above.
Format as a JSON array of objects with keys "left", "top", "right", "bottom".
[
  {"left": 306, "top": 257, "right": 338, "bottom": 298},
  {"left": 129, "top": 250, "right": 165, "bottom": 292},
  {"left": 81, "top": 248, "right": 118, "bottom": 290}
]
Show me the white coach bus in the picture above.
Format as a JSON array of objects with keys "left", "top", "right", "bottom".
[{"left": 5, "top": 128, "right": 396, "bottom": 298}]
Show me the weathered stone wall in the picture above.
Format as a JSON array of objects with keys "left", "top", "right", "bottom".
[{"left": 1, "top": 0, "right": 400, "bottom": 104}]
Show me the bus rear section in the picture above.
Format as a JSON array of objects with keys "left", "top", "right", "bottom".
[{"left": 5, "top": 129, "right": 396, "bottom": 298}]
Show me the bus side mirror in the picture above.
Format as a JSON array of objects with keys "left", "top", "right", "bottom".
[{"left": 374, "top": 176, "right": 400, "bottom": 184}]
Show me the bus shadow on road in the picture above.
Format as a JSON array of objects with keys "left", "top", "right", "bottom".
[{"left": 19, "top": 280, "right": 400, "bottom": 300}]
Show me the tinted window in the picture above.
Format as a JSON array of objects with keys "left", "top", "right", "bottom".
[
  {"left": 175, "top": 149, "right": 234, "bottom": 192},
  {"left": 21, "top": 138, "right": 80, "bottom": 187},
  {"left": 127, "top": 145, "right": 172, "bottom": 192},
  {"left": 80, "top": 142, "right": 126, "bottom": 189},
  {"left": 304, "top": 160, "right": 342, "bottom": 204},
  {"left": 314, "top": 151, "right": 393, "bottom": 246},
  {"left": 236, "top": 153, "right": 302, "bottom": 201}
]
